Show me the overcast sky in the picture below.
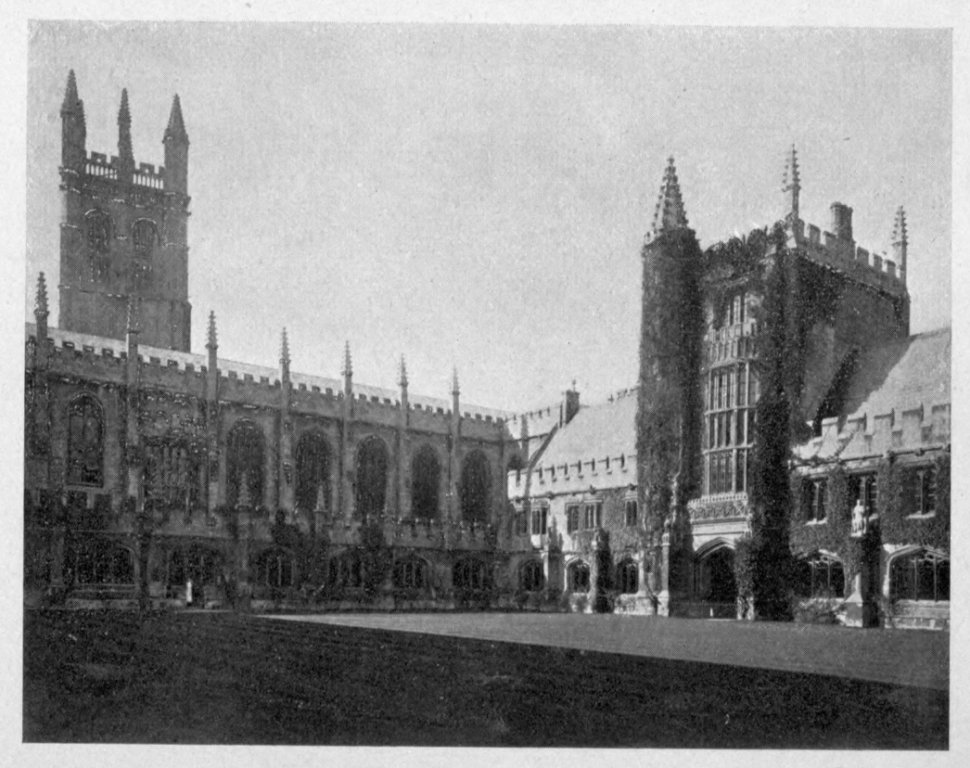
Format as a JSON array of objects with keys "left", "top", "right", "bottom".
[{"left": 26, "top": 22, "right": 951, "bottom": 412}]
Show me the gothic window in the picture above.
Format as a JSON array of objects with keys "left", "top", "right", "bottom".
[
  {"left": 567, "top": 561, "right": 590, "bottom": 593},
  {"left": 66, "top": 395, "right": 104, "bottom": 486},
  {"left": 583, "top": 502, "right": 602, "bottom": 530},
  {"left": 85, "top": 210, "right": 111, "bottom": 253},
  {"left": 255, "top": 548, "right": 294, "bottom": 588},
  {"left": 566, "top": 504, "right": 580, "bottom": 534},
  {"left": 295, "top": 431, "right": 331, "bottom": 514},
  {"left": 70, "top": 541, "right": 134, "bottom": 585},
  {"left": 453, "top": 557, "right": 490, "bottom": 591},
  {"left": 355, "top": 436, "right": 389, "bottom": 519},
  {"left": 226, "top": 420, "right": 265, "bottom": 507},
  {"left": 617, "top": 559, "right": 639, "bottom": 594},
  {"left": 849, "top": 473, "right": 877, "bottom": 514},
  {"left": 802, "top": 479, "right": 827, "bottom": 523},
  {"left": 530, "top": 504, "right": 548, "bottom": 535},
  {"left": 132, "top": 219, "right": 158, "bottom": 257},
  {"left": 329, "top": 551, "right": 363, "bottom": 588},
  {"left": 903, "top": 468, "right": 937, "bottom": 516},
  {"left": 410, "top": 445, "right": 441, "bottom": 519},
  {"left": 890, "top": 550, "right": 949, "bottom": 602},
  {"left": 514, "top": 506, "right": 528, "bottom": 536},
  {"left": 459, "top": 450, "right": 491, "bottom": 524},
  {"left": 625, "top": 499, "right": 638, "bottom": 527},
  {"left": 792, "top": 553, "right": 845, "bottom": 598},
  {"left": 393, "top": 557, "right": 428, "bottom": 590},
  {"left": 167, "top": 545, "right": 222, "bottom": 587},
  {"left": 520, "top": 560, "right": 545, "bottom": 591},
  {"left": 145, "top": 440, "right": 201, "bottom": 509}
]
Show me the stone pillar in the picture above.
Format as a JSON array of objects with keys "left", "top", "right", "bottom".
[
  {"left": 278, "top": 329, "right": 294, "bottom": 513},
  {"left": 340, "top": 342, "right": 354, "bottom": 521},
  {"left": 656, "top": 526, "right": 672, "bottom": 617},
  {"left": 205, "top": 312, "right": 220, "bottom": 515},
  {"left": 396, "top": 356, "right": 409, "bottom": 517}
]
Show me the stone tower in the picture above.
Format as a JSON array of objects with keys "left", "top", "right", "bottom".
[
  {"left": 58, "top": 71, "right": 191, "bottom": 351},
  {"left": 636, "top": 157, "right": 704, "bottom": 615}
]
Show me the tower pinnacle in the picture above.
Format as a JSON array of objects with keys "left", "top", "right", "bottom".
[
  {"left": 61, "top": 70, "right": 81, "bottom": 113},
  {"left": 206, "top": 310, "right": 218, "bottom": 350},
  {"left": 342, "top": 341, "right": 353, "bottom": 378},
  {"left": 117, "top": 88, "right": 134, "bottom": 180},
  {"left": 782, "top": 144, "right": 801, "bottom": 222},
  {"left": 164, "top": 94, "right": 189, "bottom": 143},
  {"left": 399, "top": 355, "right": 408, "bottom": 389},
  {"left": 892, "top": 206, "right": 908, "bottom": 285},
  {"left": 34, "top": 272, "right": 49, "bottom": 317},
  {"left": 451, "top": 366, "right": 460, "bottom": 396},
  {"left": 646, "top": 157, "right": 689, "bottom": 243},
  {"left": 280, "top": 327, "right": 290, "bottom": 370}
]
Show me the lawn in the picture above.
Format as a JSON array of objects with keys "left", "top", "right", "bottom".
[{"left": 23, "top": 609, "right": 947, "bottom": 748}]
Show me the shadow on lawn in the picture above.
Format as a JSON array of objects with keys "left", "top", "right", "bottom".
[{"left": 23, "top": 610, "right": 947, "bottom": 748}]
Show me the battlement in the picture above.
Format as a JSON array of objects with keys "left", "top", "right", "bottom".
[
  {"left": 795, "top": 218, "right": 906, "bottom": 297},
  {"left": 26, "top": 323, "right": 509, "bottom": 428},
  {"left": 81, "top": 151, "right": 166, "bottom": 189},
  {"left": 509, "top": 450, "right": 636, "bottom": 495}
]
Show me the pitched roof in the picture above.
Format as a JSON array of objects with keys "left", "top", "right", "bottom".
[{"left": 538, "top": 389, "right": 637, "bottom": 469}]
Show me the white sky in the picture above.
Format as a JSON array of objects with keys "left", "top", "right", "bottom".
[{"left": 25, "top": 21, "right": 951, "bottom": 412}]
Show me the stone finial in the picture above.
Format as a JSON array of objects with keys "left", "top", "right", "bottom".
[
  {"left": 892, "top": 206, "right": 908, "bottom": 248},
  {"left": 342, "top": 341, "right": 353, "bottom": 377},
  {"left": 164, "top": 94, "right": 189, "bottom": 143},
  {"left": 206, "top": 310, "right": 217, "bottom": 350},
  {"left": 646, "top": 156, "right": 689, "bottom": 242},
  {"left": 782, "top": 144, "right": 801, "bottom": 221},
  {"left": 34, "top": 272, "right": 49, "bottom": 317},
  {"left": 399, "top": 355, "right": 408, "bottom": 389},
  {"left": 451, "top": 366, "right": 460, "bottom": 396},
  {"left": 280, "top": 327, "right": 290, "bottom": 369},
  {"left": 62, "top": 69, "right": 81, "bottom": 113}
]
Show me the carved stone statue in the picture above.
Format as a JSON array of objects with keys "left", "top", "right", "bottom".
[{"left": 851, "top": 499, "right": 866, "bottom": 536}]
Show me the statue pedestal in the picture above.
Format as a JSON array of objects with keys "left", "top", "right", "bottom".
[{"left": 844, "top": 573, "right": 878, "bottom": 628}]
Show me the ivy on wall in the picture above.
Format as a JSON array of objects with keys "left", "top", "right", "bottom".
[
  {"left": 637, "top": 228, "right": 704, "bottom": 544},
  {"left": 877, "top": 453, "right": 950, "bottom": 549}
]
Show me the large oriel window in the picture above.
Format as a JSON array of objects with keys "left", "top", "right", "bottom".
[
  {"left": 67, "top": 395, "right": 104, "bottom": 486},
  {"left": 704, "top": 360, "right": 757, "bottom": 495}
]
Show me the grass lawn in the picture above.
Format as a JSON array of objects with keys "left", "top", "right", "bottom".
[{"left": 23, "top": 609, "right": 947, "bottom": 748}]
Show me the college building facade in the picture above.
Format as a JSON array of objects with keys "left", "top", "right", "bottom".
[{"left": 24, "top": 72, "right": 949, "bottom": 628}]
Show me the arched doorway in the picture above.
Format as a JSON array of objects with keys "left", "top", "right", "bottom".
[{"left": 694, "top": 544, "right": 737, "bottom": 618}]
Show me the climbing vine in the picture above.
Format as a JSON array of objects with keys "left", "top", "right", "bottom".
[
  {"left": 637, "top": 228, "right": 704, "bottom": 542},
  {"left": 877, "top": 453, "right": 950, "bottom": 549}
]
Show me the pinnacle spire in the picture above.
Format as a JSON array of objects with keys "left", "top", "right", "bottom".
[
  {"left": 206, "top": 310, "right": 218, "bottom": 349},
  {"left": 892, "top": 206, "right": 908, "bottom": 247},
  {"left": 399, "top": 355, "right": 408, "bottom": 388},
  {"left": 61, "top": 69, "right": 80, "bottom": 113},
  {"left": 646, "top": 156, "right": 689, "bottom": 242},
  {"left": 117, "top": 88, "right": 133, "bottom": 170},
  {"left": 782, "top": 144, "right": 801, "bottom": 221},
  {"left": 280, "top": 328, "right": 290, "bottom": 369},
  {"left": 164, "top": 94, "right": 188, "bottom": 143},
  {"left": 451, "top": 366, "right": 460, "bottom": 396},
  {"left": 342, "top": 341, "right": 353, "bottom": 378},
  {"left": 34, "top": 272, "right": 49, "bottom": 317}
]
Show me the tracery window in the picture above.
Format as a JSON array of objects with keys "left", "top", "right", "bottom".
[
  {"left": 355, "top": 436, "right": 389, "bottom": 519},
  {"left": 255, "top": 548, "right": 294, "bottom": 588},
  {"left": 583, "top": 501, "right": 602, "bottom": 530},
  {"left": 226, "top": 420, "right": 265, "bottom": 507},
  {"left": 617, "top": 559, "right": 639, "bottom": 594},
  {"left": 393, "top": 557, "right": 428, "bottom": 590},
  {"left": 67, "top": 395, "right": 104, "bottom": 486},
  {"left": 295, "top": 431, "right": 331, "bottom": 513},
  {"left": 132, "top": 219, "right": 158, "bottom": 256},
  {"left": 459, "top": 450, "right": 491, "bottom": 524},
  {"left": 890, "top": 550, "right": 949, "bottom": 602},
  {"left": 85, "top": 210, "right": 111, "bottom": 253},
  {"left": 410, "top": 444, "right": 440, "bottom": 519},
  {"left": 70, "top": 541, "right": 134, "bottom": 585},
  {"left": 329, "top": 551, "right": 363, "bottom": 588},
  {"left": 453, "top": 557, "right": 490, "bottom": 591},
  {"left": 792, "top": 553, "right": 845, "bottom": 598},
  {"left": 520, "top": 560, "right": 544, "bottom": 591},
  {"left": 624, "top": 499, "right": 638, "bottom": 527},
  {"left": 530, "top": 504, "right": 548, "bottom": 535},
  {"left": 566, "top": 504, "right": 580, "bottom": 534}
]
